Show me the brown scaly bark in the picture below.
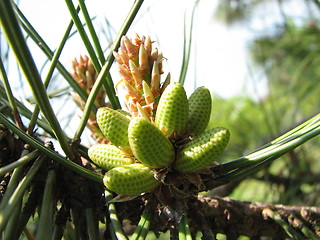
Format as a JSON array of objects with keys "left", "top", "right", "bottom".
[
  {"left": 189, "top": 195, "right": 320, "bottom": 239},
  {"left": 116, "top": 195, "right": 320, "bottom": 239}
]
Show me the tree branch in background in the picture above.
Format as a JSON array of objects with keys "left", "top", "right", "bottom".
[
  {"left": 115, "top": 195, "right": 320, "bottom": 238},
  {"left": 193, "top": 195, "right": 320, "bottom": 238}
]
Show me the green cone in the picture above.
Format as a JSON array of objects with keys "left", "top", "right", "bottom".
[
  {"left": 128, "top": 117, "right": 174, "bottom": 168},
  {"left": 88, "top": 144, "right": 134, "bottom": 170},
  {"left": 96, "top": 107, "right": 131, "bottom": 154},
  {"left": 116, "top": 109, "right": 131, "bottom": 118},
  {"left": 103, "top": 164, "right": 160, "bottom": 195},
  {"left": 188, "top": 86, "right": 212, "bottom": 136},
  {"left": 174, "top": 127, "right": 230, "bottom": 173},
  {"left": 155, "top": 82, "right": 189, "bottom": 138}
]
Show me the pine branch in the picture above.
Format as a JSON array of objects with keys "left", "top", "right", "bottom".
[
  {"left": 193, "top": 195, "right": 320, "bottom": 239},
  {"left": 114, "top": 194, "right": 320, "bottom": 238}
]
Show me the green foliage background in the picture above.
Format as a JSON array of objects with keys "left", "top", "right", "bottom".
[{"left": 209, "top": 0, "right": 320, "bottom": 208}]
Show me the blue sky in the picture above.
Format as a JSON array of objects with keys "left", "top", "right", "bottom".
[
  {"left": 9, "top": 0, "right": 314, "bottom": 101},
  {"left": 16, "top": 0, "right": 254, "bottom": 98}
]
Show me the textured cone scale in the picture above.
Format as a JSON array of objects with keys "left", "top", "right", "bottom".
[
  {"left": 103, "top": 164, "right": 160, "bottom": 195},
  {"left": 155, "top": 82, "right": 189, "bottom": 138},
  {"left": 188, "top": 86, "right": 212, "bottom": 136},
  {"left": 96, "top": 107, "right": 131, "bottom": 154},
  {"left": 128, "top": 117, "right": 174, "bottom": 168},
  {"left": 116, "top": 109, "right": 131, "bottom": 118},
  {"left": 88, "top": 144, "right": 134, "bottom": 170},
  {"left": 174, "top": 127, "right": 230, "bottom": 173}
]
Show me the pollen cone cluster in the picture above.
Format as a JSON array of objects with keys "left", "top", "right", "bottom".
[
  {"left": 71, "top": 55, "right": 109, "bottom": 143},
  {"left": 113, "top": 34, "right": 170, "bottom": 119},
  {"left": 88, "top": 35, "right": 230, "bottom": 196}
]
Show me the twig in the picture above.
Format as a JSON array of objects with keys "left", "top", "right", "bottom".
[{"left": 196, "top": 195, "right": 320, "bottom": 238}]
